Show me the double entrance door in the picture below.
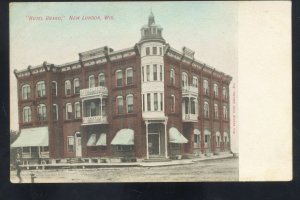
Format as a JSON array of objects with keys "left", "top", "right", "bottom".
[{"left": 148, "top": 133, "right": 160, "bottom": 156}]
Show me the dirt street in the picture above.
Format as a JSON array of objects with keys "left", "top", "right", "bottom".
[{"left": 10, "top": 157, "right": 238, "bottom": 183}]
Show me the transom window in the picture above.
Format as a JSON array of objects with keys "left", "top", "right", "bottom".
[
  {"left": 74, "top": 78, "right": 80, "bottom": 94},
  {"left": 116, "top": 70, "right": 123, "bottom": 87},
  {"left": 126, "top": 94, "right": 133, "bottom": 113},
  {"left": 37, "top": 104, "right": 47, "bottom": 121},
  {"left": 23, "top": 106, "right": 31, "bottom": 123},
  {"left": 117, "top": 96, "right": 123, "bottom": 114},
  {"left": 65, "top": 80, "right": 71, "bottom": 96},
  {"left": 126, "top": 68, "right": 133, "bottom": 85},
  {"left": 89, "top": 75, "right": 95, "bottom": 88},
  {"left": 98, "top": 73, "right": 105, "bottom": 86},
  {"left": 36, "top": 81, "right": 46, "bottom": 97},
  {"left": 22, "top": 84, "right": 31, "bottom": 100}
]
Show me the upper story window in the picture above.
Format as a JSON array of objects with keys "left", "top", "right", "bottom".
[
  {"left": 66, "top": 103, "right": 72, "bottom": 120},
  {"left": 214, "top": 103, "right": 219, "bottom": 119},
  {"left": 23, "top": 106, "right": 31, "bottom": 123},
  {"left": 170, "top": 95, "right": 175, "bottom": 112},
  {"left": 146, "top": 65, "right": 150, "bottom": 81},
  {"left": 89, "top": 102, "right": 97, "bottom": 116},
  {"left": 147, "top": 93, "right": 151, "bottom": 111},
  {"left": 182, "top": 72, "right": 188, "bottom": 88},
  {"left": 74, "top": 78, "right": 80, "bottom": 94},
  {"left": 116, "top": 70, "right": 123, "bottom": 87},
  {"left": 203, "top": 80, "right": 209, "bottom": 94},
  {"left": 36, "top": 81, "right": 46, "bottom": 97},
  {"left": 192, "top": 76, "right": 198, "bottom": 88},
  {"left": 153, "top": 47, "right": 157, "bottom": 55},
  {"left": 213, "top": 83, "right": 218, "bottom": 97},
  {"left": 65, "top": 80, "right": 71, "bottom": 96},
  {"left": 51, "top": 81, "right": 57, "bottom": 96},
  {"left": 142, "top": 66, "right": 144, "bottom": 82},
  {"left": 75, "top": 102, "right": 81, "bottom": 119},
  {"left": 116, "top": 96, "right": 123, "bottom": 114},
  {"left": 160, "top": 93, "right": 163, "bottom": 111},
  {"left": 126, "top": 68, "right": 133, "bottom": 85},
  {"left": 170, "top": 68, "right": 175, "bottom": 85},
  {"left": 22, "top": 84, "right": 31, "bottom": 100},
  {"left": 204, "top": 101, "right": 209, "bottom": 118},
  {"left": 98, "top": 73, "right": 105, "bottom": 86},
  {"left": 160, "top": 65, "right": 163, "bottom": 81},
  {"left": 37, "top": 104, "right": 47, "bottom": 121},
  {"left": 153, "top": 64, "right": 158, "bottom": 81},
  {"left": 191, "top": 99, "right": 197, "bottom": 114},
  {"left": 126, "top": 94, "right": 133, "bottom": 113},
  {"left": 89, "top": 75, "right": 95, "bottom": 88},
  {"left": 159, "top": 47, "right": 162, "bottom": 56},
  {"left": 53, "top": 104, "right": 58, "bottom": 121},
  {"left": 223, "top": 86, "right": 228, "bottom": 100},
  {"left": 223, "top": 105, "right": 228, "bottom": 120},
  {"left": 154, "top": 93, "right": 158, "bottom": 111},
  {"left": 146, "top": 47, "right": 150, "bottom": 55}
]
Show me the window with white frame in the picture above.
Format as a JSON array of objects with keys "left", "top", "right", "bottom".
[
  {"left": 170, "top": 95, "right": 175, "bottom": 112},
  {"left": 66, "top": 103, "right": 72, "bottom": 120},
  {"left": 182, "top": 72, "right": 188, "bottom": 88},
  {"left": 204, "top": 134, "right": 210, "bottom": 145},
  {"left": 117, "top": 96, "right": 123, "bottom": 114},
  {"left": 142, "top": 94, "right": 145, "bottom": 111},
  {"left": 22, "top": 84, "right": 31, "bottom": 100},
  {"left": 153, "top": 64, "right": 158, "bottom": 81},
  {"left": 37, "top": 104, "right": 47, "bottom": 121},
  {"left": 223, "top": 86, "right": 227, "bottom": 100},
  {"left": 214, "top": 83, "right": 218, "bottom": 97},
  {"left": 36, "top": 81, "right": 46, "bottom": 97},
  {"left": 51, "top": 81, "right": 57, "bottom": 96},
  {"left": 160, "top": 65, "right": 163, "bottom": 81},
  {"left": 204, "top": 101, "right": 209, "bottom": 118},
  {"left": 154, "top": 93, "right": 158, "bottom": 111},
  {"left": 90, "top": 102, "right": 96, "bottom": 116},
  {"left": 191, "top": 99, "right": 196, "bottom": 114},
  {"left": 159, "top": 47, "right": 162, "bottom": 55},
  {"left": 67, "top": 136, "right": 74, "bottom": 152},
  {"left": 23, "top": 106, "right": 31, "bottom": 123},
  {"left": 101, "top": 100, "right": 106, "bottom": 115},
  {"left": 214, "top": 103, "right": 218, "bottom": 119},
  {"left": 203, "top": 79, "right": 209, "bottom": 94},
  {"left": 98, "top": 73, "right": 105, "bottom": 86},
  {"left": 146, "top": 47, "right": 150, "bottom": 55},
  {"left": 116, "top": 70, "right": 122, "bottom": 87},
  {"left": 126, "top": 94, "right": 133, "bottom": 113},
  {"left": 75, "top": 102, "right": 81, "bottom": 119},
  {"left": 160, "top": 93, "right": 163, "bottom": 111},
  {"left": 74, "top": 78, "right": 80, "bottom": 94},
  {"left": 170, "top": 68, "right": 175, "bottom": 85},
  {"left": 147, "top": 93, "right": 151, "bottom": 111},
  {"left": 142, "top": 66, "right": 144, "bottom": 82},
  {"left": 223, "top": 105, "right": 228, "bottom": 120},
  {"left": 89, "top": 75, "right": 95, "bottom": 88},
  {"left": 194, "top": 134, "right": 200, "bottom": 148},
  {"left": 53, "top": 104, "right": 58, "bottom": 121},
  {"left": 192, "top": 76, "right": 198, "bottom": 88},
  {"left": 146, "top": 65, "right": 150, "bottom": 81},
  {"left": 126, "top": 68, "right": 133, "bottom": 85},
  {"left": 65, "top": 80, "right": 71, "bottom": 96},
  {"left": 153, "top": 46, "right": 157, "bottom": 55}
]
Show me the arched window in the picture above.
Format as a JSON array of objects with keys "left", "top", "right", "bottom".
[
  {"left": 75, "top": 102, "right": 81, "bottom": 119},
  {"left": 66, "top": 103, "right": 72, "bottom": 120},
  {"left": 116, "top": 96, "right": 123, "bottom": 114},
  {"left": 223, "top": 86, "right": 227, "bottom": 100},
  {"left": 23, "top": 106, "right": 31, "bottom": 122},
  {"left": 98, "top": 73, "right": 105, "bottom": 86},
  {"left": 192, "top": 76, "right": 198, "bottom": 88},
  {"left": 37, "top": 104, "right": 47, "bottom": 121},
  {"left": 51, "top": 81, "right": 57, "bottom": 96},
  {"left": 223, "top": 105, "right": 228, "bottom": 120},
  {"left": 89, "top": 75, "right": 95, "bottom": 88},
  {"left": 126, "top": 94, "right": 133, "bottom": 113},
  {"left": 203, "top": 80, "right": 209, "bottom": 94},
  {"left": 126, "top": 68, "right": 133, "bottom": 85},
  {"left": 22, "top": 84, "right": 31, "bottom": 100},
  {"left": 170, "top": 68, "right": 175, "bottom": 85},
  {"left": 36, "top": 81, "right": 46, "bottom": 97},
  {"left": 170, "top": 95, "right": 175, "bottom": 112},
  {"left": 214, "top": 83, "right": 218, "bottom": 97},
  {"left": 116, "top": 70, "right": 122, "bottom": 87},
  {"left": 65, "top": 80, "right": 71, "bottom": 96},
  {"left": 182, "top": 72, "right": 188, "bottom": 88},
  {"left": 204, "top": 101, "right": 209, "bottom": 118},
  {"left": 74, "top": 78, "right": 80, "bottom": 94},
  {"left": 214, "top": 103, "right": 219, "bottom": 119},
  {"left": 53, "top": 104, "right": 58, "bottom": 120}
]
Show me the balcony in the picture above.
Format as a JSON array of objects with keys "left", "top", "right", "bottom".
[
  {"left": 82, "top": 115, "right": 108, "bottom": 125},
  {"left": 182, "top": 114, "right": 198, "bottom": 122},
  {"left": 80, "top": 86, "right": 108, "bottom": 99},
  {"left": 182, "top": 85, "right": 198, "bottom": 97}
]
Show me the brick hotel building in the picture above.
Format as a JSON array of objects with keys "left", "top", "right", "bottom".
[{"left": 12, "top": 12, "right": 232, "bottom": 163}]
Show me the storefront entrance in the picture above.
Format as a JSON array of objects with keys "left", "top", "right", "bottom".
[
  {"left": 148, "top": 133, "right": 160, "bottom": 155},
  {"left": 75, "top": 132, "right": 82, "bottom": 157}
]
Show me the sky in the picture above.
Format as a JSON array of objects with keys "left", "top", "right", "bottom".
[{"left": 9, "top": 2, "right": 238, "bottom": 151}]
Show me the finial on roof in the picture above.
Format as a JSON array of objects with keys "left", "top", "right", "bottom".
[{"left": 148, "top": 9, "right": 155, "bottom": 26}]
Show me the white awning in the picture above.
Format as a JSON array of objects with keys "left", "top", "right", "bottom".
[
  {"left": 96, "top": 133, "right": 106, "bottom": 146},
  {"left": 169, "top": 127, "right": 188, "bottom": 143},
  {"left": 216, "top": 131, "right": 221, "bottom": 137},
  {"left": 11, "top": 127, "right": 49, "bottom": 147},
  {"left": 111, "top": 129, "right": 134, "bottom": 145},
  {"left": 204, "top": 129, "right": 211, "bottom": 135},
  {"left": 87, "top": 134, "right": 97, "bottom": 146},
  {"left": 194, "top": 129, "right": 201, "bottom": 135}
]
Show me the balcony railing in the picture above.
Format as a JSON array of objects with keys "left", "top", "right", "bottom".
[
  {"left": 182, "top": 114, "right": 198, "bottom": 122},
  {"left": 80, "top": 86, "right": 108, "bottom": 99},
  {"left": 82, "top": 115, "right": 108, "bottom": 125},
  {"left": 182, "top": 85, "right": 198, "bottom": 96}
]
